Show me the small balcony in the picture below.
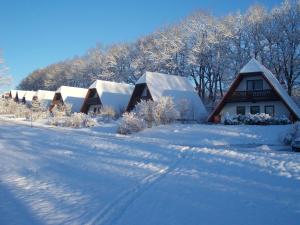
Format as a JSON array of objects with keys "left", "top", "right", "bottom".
[{"left": 226, "top": 89, "right": 280, "bottom": 102}]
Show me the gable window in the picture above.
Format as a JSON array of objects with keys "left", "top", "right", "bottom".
[
  {"left": 236, "top": 106, "right": 246, "bottom": 115},
  {"left": 265, "top": 105, "right": 274, "bottom": 117},
  {"left": 247, "top": 79, "right": 263, "bottom": 91},
  {"left": 141, "top": 86, "right": 148, "bottom": 97},
  {"left": 250, "top": 106, "right": 260, "bottom": 114}
]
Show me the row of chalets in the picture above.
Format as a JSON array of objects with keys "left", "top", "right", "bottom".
[{"left": 3, "top": 59, "right": 300, "bottom": 122}]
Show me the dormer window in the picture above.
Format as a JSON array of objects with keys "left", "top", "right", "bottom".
[{"left": 247, "top": 79, "right": 263, "bottom": 91}]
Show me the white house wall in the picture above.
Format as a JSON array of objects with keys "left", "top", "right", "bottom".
[
  {"left": 219, "top": 101, "right": 290, "bottom": 122},
  {"left": 236, "top": 75, "right": 271, "bottom": 91}
]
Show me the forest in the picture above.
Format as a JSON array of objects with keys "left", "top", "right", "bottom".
[{"left": 18, "top": 0, "right": 300, "bottom": 105}]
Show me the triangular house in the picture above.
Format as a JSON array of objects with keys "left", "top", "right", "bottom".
[
  {"left": 51, "top": 86, "right": 88, "bottom": 113},
  {"left": 33, "top": 90, "right": 55, "bottom": 107},
  {"left": 127, "top": 72, "right": 207, "bottom": 121},
  {"left": 208, "top": 58, "right": 300, "bottom": 123},
  {"left": 81, "top": 80, "right": 134, "bottom": 114}
]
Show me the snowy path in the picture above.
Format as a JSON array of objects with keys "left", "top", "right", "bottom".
[{"left": 0, "top": 121, "right": 299, "bottom": 225}]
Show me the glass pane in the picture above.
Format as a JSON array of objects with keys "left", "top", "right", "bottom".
[
  {"left": 265, "top": 106, "right": 274, "bottom": 116},
  {"left": 247, "top": 80, "right": 253, "bottom": 90},
  {"left": 236, "top": 106, "right": 245, "bottom": 115},
  {"left": 250, "top": 106, "right": 260, "bottom": 114},
  {"left": 254, "top": 80, "right": 263, "bottom": 90}
]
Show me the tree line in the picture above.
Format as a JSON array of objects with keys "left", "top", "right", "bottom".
[{"left": 18, "top": 0, "right": 300, "bottom": 104}]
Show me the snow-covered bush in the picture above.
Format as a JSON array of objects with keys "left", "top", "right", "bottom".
[
  {"left": 134, "top": 100, "right": 156, "bottom": 127},
  {"left": 224, "top": 113, "right": 291, "bottom": 125},
  {"left": 48, "top": 113, "right": 96, "bottom": 128},
  {"left": 154, "top": 96, "right": 180, "bottom": 125},
  {"left": 118, "top": 97, "right": 180, "bottom": 135},
  {"left": 0, "top": 98, "right": 30, "bottom": 118},
  {"left": 224, "top": 113, "right": 241, "bottom": 125},
  {"left": 133, "top": 97, "right": 179, "bottom": 127},
  {"left": 97, "top": 106, "right": 116, "bottom": 122},
  {"left": 117, "top": 112, "right": 146, "bottom": 134},
  {"left": 51, "top": 103, "right": 72, "bottom": 117}
]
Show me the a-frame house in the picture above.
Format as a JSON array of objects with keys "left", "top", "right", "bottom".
[
  {"left": 208, "top": 58, "right": 300, "bottom": 123},
  {"left": 50, "top": 86, "right": 88, "bottom": 113},
  {"left": 126, "top": 71, "right": 207, "bottom": 121},
  {"left": 81, "top": 80, "right": 133, "bottom": 115}
]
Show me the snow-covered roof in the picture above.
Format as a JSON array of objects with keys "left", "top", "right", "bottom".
[
  {"left": 24, "top": 91, "right": 36, "bottom": 103},
  {"left": 89, "top": 80, "right": 134, "bottom": 112},
  {"left": 16, "top": 90, "right": 27, "bottom": 100},
  {"left": 136, "top": 72, "right": 207, "bottom": 120},
  {"left": 240, "top": 58, "right": 300, "bottom": 119},
  {"left": 35, "top": 90, "right": 55, "bottom": 101},
  {"left": 55, "top": 86, "right": 88, "bottom": 112}
]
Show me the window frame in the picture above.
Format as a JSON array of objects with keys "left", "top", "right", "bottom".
[
  {"left": 250, "top": 105, "right": 260, "bottom": 114},
  {"left": 264, "top": 105, "right": 275, "bottom": 117},
  {"left": 247, "top": 79, "right": 263, "bottom": 91},
  {"left": 236, "top": 106, "right": 246, "bottom": 115}
]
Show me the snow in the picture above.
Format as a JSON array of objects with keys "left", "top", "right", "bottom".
[
  {"left": 24, "top": 91, "right": 36, "bottom": 103},
  {"left": 136, "top": 72, "right": 207, "bottom": 120},
  {"left": 240, "top": 58, "right": 300, "bottom": 119},
  {"left": 0, "top": 119, "right": 299, "bottom": 225},
  {"left": 35, "top": 90, "right": 55, "bottom": 102},
  {"left": 89, "top": 80, "right": 134, "bottom": 112},
  {"left": 16, "top": 90, "right": 27, "bottom": 100},
  {"left": 55, "top": 86, "right": 88, "bottom": 112}
]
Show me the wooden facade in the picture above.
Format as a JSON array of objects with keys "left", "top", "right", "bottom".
[
  {"left": 80, "top": 88, "right": 102, "bottom": 114},
  {"left": 50, "top": 93, "right": 64, "bottom": 111},
  {"left": 126, "top": 84, "right": 153, "bottom": 112},
  {"left": 208, "top": 71, "right": 299, "bottom": 122}
]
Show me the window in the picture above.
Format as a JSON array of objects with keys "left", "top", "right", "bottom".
[
  {"left": 247, "top": 80, "right": 263, "bottom": 91},
  {"left": 236, "top": 106, "right": 246, "bottom": 115},
  {"left": 141, "top": 86, "right": 148, "bottom": 97},
  {"left": 250, "top": 106, "right": 260, "bottom": 114},
  {"left": 265, "top": 105, "right": 274, "bottom": 116}
]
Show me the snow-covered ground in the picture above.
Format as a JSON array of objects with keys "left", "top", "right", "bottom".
[{"left": 0, "top": 120, "right": 299, "bottom": 225}]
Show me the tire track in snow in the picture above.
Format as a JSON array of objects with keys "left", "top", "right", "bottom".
[{"left": 86, "top": 145, "right": 190, "bottom": 225}]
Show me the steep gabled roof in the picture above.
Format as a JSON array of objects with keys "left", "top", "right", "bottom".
[
  {"left": 89, "top": 80, "right": 134, "bottom": 112},
  {"left": 55, "top": 86, "right": 88, "bottom": 112},
  {"left": 208, "top": 58, "right": 300, "bottom": 121},
  {"left": 136, "top": 72, "right": 207, "bottom": 119}
]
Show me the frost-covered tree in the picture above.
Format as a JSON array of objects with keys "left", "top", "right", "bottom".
[{"left": 18, "top": 0, "right": 300, "bottom": 99}]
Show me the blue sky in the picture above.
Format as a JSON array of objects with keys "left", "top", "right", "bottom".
[{"left": 0, "top": 0, "right": 282, "bottom": 89}]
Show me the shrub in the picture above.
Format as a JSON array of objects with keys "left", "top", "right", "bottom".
[
  {"left": 48, "top": 113, "right": 96, "bottom": 128},
  {"left": 98, "top": 106, "right": 116, "bottom": 122},
  {"left": 224, "top": 113, "right": 291, "bottom": 125},
  {"left": 118, "top": 97, "right": 180, "bottom": 134},
  {"left": 0, "top": 98, "right": 30, "bottom": 118},
  {"left": 117, "top": 112, "right": 146, "bottom": 134},
  {"left": 134, "top": 100, "right": 156, "bottom": 127},
  {"left": 154, "top": 96, "right": 179, "bottom": 124},
  {"left": 51, "top": 103, "right": 72, "bottom": 117}
]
